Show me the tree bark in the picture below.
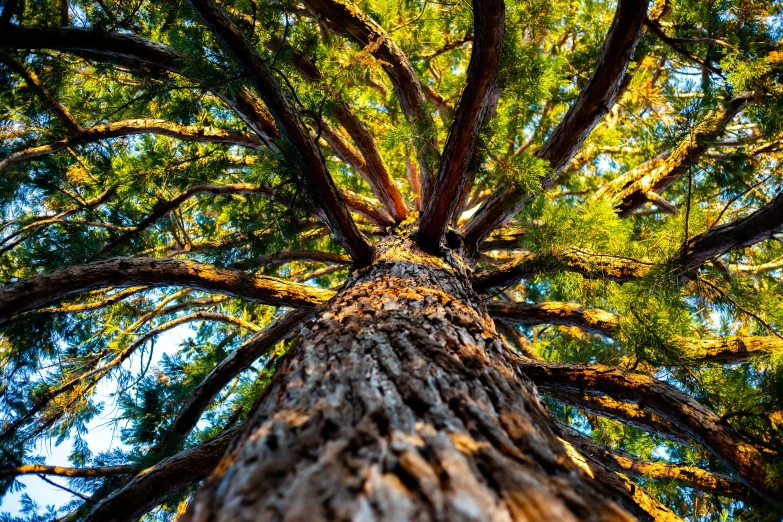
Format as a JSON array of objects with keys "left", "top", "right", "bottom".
[{"left": 185, "top": 232, "right": 636, "bottom": 522}]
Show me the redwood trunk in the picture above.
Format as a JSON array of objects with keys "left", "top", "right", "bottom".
[{"left": 186, "top": 233, "right": 632, "bottom": 522}]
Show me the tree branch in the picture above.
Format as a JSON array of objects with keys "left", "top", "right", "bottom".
[
  {"left": 0, "top": 257, "right": 336, "bottom": 326},
  {"left": 0, "top": 119, "right": 265, "bottom": 177},
  {"left": 487, "top": 300, "right": 619, "bottom": 337},
  {"left": 99, "top": 183, "right": 276, "bottom": 255},
  {"left": 417, "top": 0, "right": 504, "bottom": 249},
  {"left": 301, "top": 0, "right": 440, "bottom": 199},
  {"left": 474, "top": 250, "right": 653, "bottom": 291},
  {"left": 680, "top": 191, "right": 783, "bottom": 272},
  {"left": 0, "top": 464, "right": 134, "bottom": 478},
  {"left": 186, "top": 0, "right": 372, "bottom": 265},
  {"left": 518, "top": 360, "right": 781, "bottom": 503},
  {"left": 83, "top": 428, "right": 239, "bottom": 522},
  {"left": 560, "top": 425, "right": 753, "bottom": 501},
  {"left": 461, "top": 0, "right": 649, "bottom": 248},
  {"left": 153, "top": 309, "right": 311, "bottom": 453}
]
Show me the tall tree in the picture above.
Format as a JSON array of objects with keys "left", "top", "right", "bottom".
[{"left": 0, "top": 0, "right": 782, "bottom": 520}]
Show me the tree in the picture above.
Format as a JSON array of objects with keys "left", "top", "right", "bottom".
[{"left": 0, "top": 0, "right": 782, "bottom": 519}]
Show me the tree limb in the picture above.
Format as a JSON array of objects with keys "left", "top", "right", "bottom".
[
  {"left": 301, "top": 0, "right": 439, "bottom": 198},
  {"left": 152, "top": 309, "right": 311, "bottom": 453},
  {"left": 560, "top": 425, "right": 753, "bottom": 501},
  {"left": 83, "top": 428, "right": 239, "bottom": 522},
  {"left": 487, "top": 300, "right": 619, "bottom": 337},
  {"left": 186, "top": 0, "right": 372, "bottom": 265},
  {"left": 518, "top": 360, "right": 781, "bottom": 503},
  {"left": 418, "top": 0, "right": 504, "bottom": 249},
  {"left": 0, "top": 119, "right": 265, "bottom": 177},
  {"left": 0, "top": 257, "right": 336, "bottom": 326},
  {"left": 680, "top": 191, "right": 783, "bottom": 272},
  {"left": 461, "top": 0, "right": 649, "bottom": 247},
  {"left": 0, "top": 464, "right": 135, "bottom": 478}
]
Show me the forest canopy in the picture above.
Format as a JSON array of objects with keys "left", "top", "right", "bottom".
[{"left": 1, "top": 0, "right": 783, "bottom": 520}]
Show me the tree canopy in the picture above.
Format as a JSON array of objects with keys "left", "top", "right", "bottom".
[{"left": 1, "top": 0, "right": 783, "bottom": 520}]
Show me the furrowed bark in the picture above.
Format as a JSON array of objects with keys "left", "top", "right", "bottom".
[
  {"left": 474, "top": 250, "right": 653, "bottom": 291},
  {"left": 679, "top": 336, "right": 783, "bottom": 363},
  {"left": 519, "top": 361, "right": 781, "bottom": 503},
  {"left": 98, "top": 183, "right": 275, "bottom": 255},
  {"left": 302, "top": 0, "right": 440, "bottom": 199},
  {"left": 680, "top": 191, "right": 783, "bottom": 271},
  {"left": 606, "top": 95, "right": 754, "bottom": 216},
  {"left": 0, "top": 257, "right": 335, "bottom": 325},
  {"left": 186, "top": 0, "right": 372, "bottom": 265},
  {"left": 548, "top": 389, "right": 690, "bottom": 444},
  {"left": 486, "top": 300, "right": 619, "bottom": 337},
  {"left": 560, "top": 425, "right": 753, "bottom": 501},
  {"left": 0, "top": 25, "right": 280, "bottom": 150},
  {"left": 461, "top": 0, "right": 649, "bottom": 248},
  {"left": 417, "top": 0, "right": 504, "bottom": 248},
  {"left": 83, "top": 428, "right": 239, "bottom": 522},
  {"left": 0, "top": 119, "right": 265, "bottom": 176},
  {"left": 152, "top": 309, "right": 312, "bottom": 453},
  {"left": 184, "top": 232, "right": 634, "bottom": 522}
]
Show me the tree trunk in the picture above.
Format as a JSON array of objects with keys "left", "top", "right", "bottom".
[{"left": 185, "top": 231, "right": 633, "bottom": 522}]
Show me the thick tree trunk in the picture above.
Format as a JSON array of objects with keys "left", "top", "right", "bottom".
[{"left": 185, "top": 232, "right": 633, "bottom": 522}]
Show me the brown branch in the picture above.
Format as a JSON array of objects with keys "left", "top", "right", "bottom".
[
  {"left": 0, "top": 54, "right": 83, "bottom": 134},
  {"left": 549, "top": 389, "right": 690, "bottom": 444},
  {"left": 233, "top": 249, "right": 352, "bottom": 270},
  {"left": 83, "top": 428, "right": 239, "bottom": 522},
  {"left": 301, "top": 0, "right": 439, "bottom": 199},
  {"left": 474, "top": 250, "right": 653, "bottom": 291},
  {"left": 337, "top": 187, "right": 394, "bottom": 228},
  {"left": 461, "top": 0, "right": 650, "bottom": 248},
  {"left": 0, "top": 25, "right": 281, "bottom": 150},
  {"left": 152, "top": 309, "right": 311, "bottom": 453},
  {"left": 606, "top": 95, "right": 754, "bottom": 216},
  {"left": 186, "top": 0, "right": 372, "bottom": 265},
  {"left": 417, "top": 0, "right": 504, "bottom": 249},
  {"left": 680, "top": 191, "right": 783, "bottom": 272},
  {"left": 560, "top": 425, "right": 753, "bottom": 501},
  {"left": 0, "top": 119, "right": 265, "bottom": 176},
  {"left": 487, "top": 300, "right": 619, "bottom": 337},
  {"left": 0, "top": 464, "right": 134, "bottom": 478},
  {"left": 644, "top": 18, "right": 723, "bottom": 75},
  {"left": 0, "top": 257, "right": 336, "bottom": 326},
  {"left": 518, "top": 360, "right": 781, "bottom": 503},
  {"left": 99, "top": 183, "right": 275, "bottom": 255},
  {"left": 279, "top": 42, "right": 407, "bottom": 222}
]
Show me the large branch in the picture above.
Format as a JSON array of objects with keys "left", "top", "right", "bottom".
[
  {"left": 601, "top": 95, "right": 754, "bottom": 216},
  {"left": 186, "top": 0, "right": 372, "bottom": 265},
  {"left": 680, "top": 191, "right": 783, "bottom": 272},
  {"left": 83, "top": 428, "right": 238, "bottom": 522},
  {"left": 0, "top": 119, "right": 265, "bottom": 176},
  {"left": 153, "top": 309, "right": 311, "bottom": 453},
  {"left": 487, "top": 300, "right": 618, "bottom": 337},
  {"left": 549, "top": 389, "right": 690, "bottom": 444},
  {"left": 474, "top": 250, "right": 653, "bottom": 291},
  {"left": 461, "top": 0, "right": 649, "bottom": 247},
  {"left": 519, "top": 360, "right": 781, "bottom": 503},
  {"left": 0, "top": 25, "right": 280, "bottom": 149},
  {"left": 0, "top": 257, "right": 336, "bottom": 326},
  {"left": 417, "top": 0, "right": 504, "bottom": 248},
  {"left": 302, "top": 0, "right": 439, "bottom": 198},
  {"left": 560, "top": 425, "right": 753, "bottom": 501},
  {"left": 0, "top": 464, "right": 134, "bottom": 478},
  {"left": 281, "top": 43, "right": 407, "bottom": 222},
  {"left": 99, "top": 183, "right": 275, "bottom": 255}
]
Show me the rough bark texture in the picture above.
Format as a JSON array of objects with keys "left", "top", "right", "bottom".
[{"left": 185, "top": 230, "right": 633, "bottom": 522}]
